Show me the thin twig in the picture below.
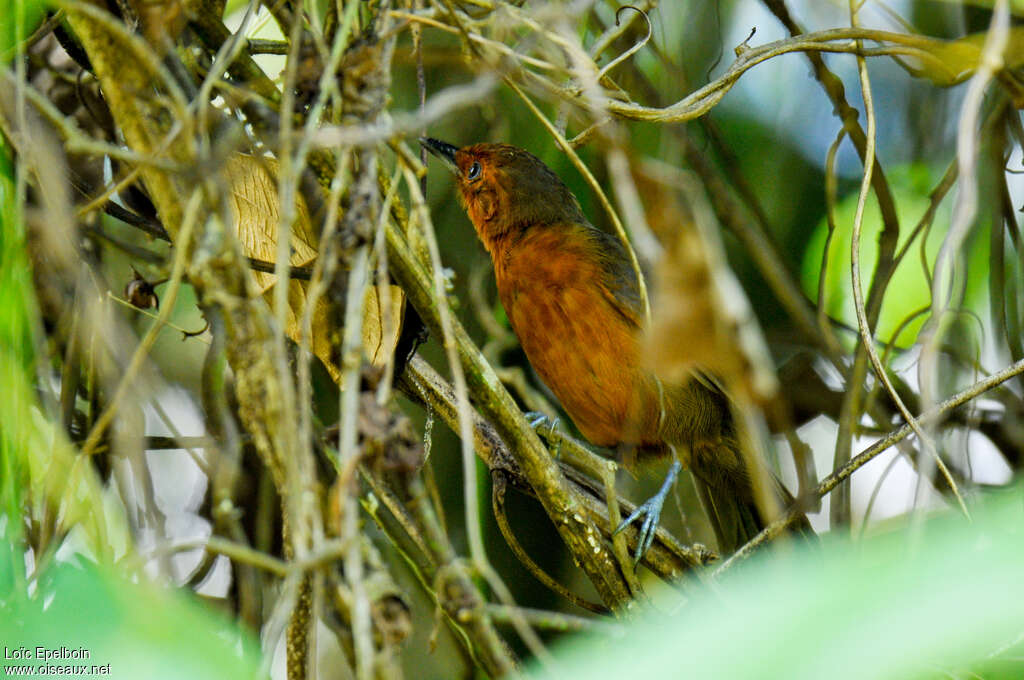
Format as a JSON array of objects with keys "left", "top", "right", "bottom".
[
  {"left": 920, "top": 0, "right": 1011, "bottom": 456},
  {"left": 491, "top": 471, "right": 608, "bottom": 614},
  {"left": 846, "top": 0, "right": 968, "bottom": 518},
  {"left": 79, "top": 190, "right": 202, "bottom": 457},
  {"left": 475, "top": 604, "right": 624, "bottom": 635},
  {"left": 716, "top": 356, "right": 1024, "bottom": 574},
  {"left": 397, "top": 154, "right": 557, "bottom": 666}
]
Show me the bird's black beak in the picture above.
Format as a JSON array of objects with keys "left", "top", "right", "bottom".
[{"left": 419, "top": 137, "right": 461, "bottom": 176}]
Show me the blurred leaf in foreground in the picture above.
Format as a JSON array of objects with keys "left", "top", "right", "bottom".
[
  {"left": 527, "top": 485, "right": 1024, "bottom": 679},
  {"left": 0, "top": 76, "right": 263, "bottom": 680},
  {"left": 0, "top": 0, "right": 43, "bottom": 62},
  {"left": 0, "top": 554, "right": 265, "bottom": 680}
]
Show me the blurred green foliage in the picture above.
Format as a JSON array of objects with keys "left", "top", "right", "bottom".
[
  {"left": 801, "top": 164, "right": 955, "bottom": 348},
  {"left": 5, "top": 0, "right": 1024, "bottom": 677},
  {"left": 800, "top": 163, "right": 996, "bottom": 351},
  {"left": 1, "top": 6, "right": 264, "bottom": 673},
  {"left": 0, "top": 544, "right": 265, "bottom": 680},
  {"left": 527, "top": 485, "right": 1024, "bottom": 679},
  {"left": 0, "top": 0, "right": 44, "bottom": 63},
  {"left": 1, "top": 65, "right": 34, "bottom": 589}
]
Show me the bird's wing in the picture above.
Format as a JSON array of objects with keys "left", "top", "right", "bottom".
[
  {"left": 588, "top": 225, "right": 729, "bottom": 398},
  {"left": 586, "top": 226, "right": 645, "bottom": 331}
]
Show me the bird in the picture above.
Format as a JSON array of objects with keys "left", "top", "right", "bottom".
[{"left": 420, "top": 137, "right": 809, "bottom": 559}]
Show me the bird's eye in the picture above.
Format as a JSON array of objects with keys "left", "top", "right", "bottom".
[{"left": 466, "top": 161, "right": 482, "bottom": 181}]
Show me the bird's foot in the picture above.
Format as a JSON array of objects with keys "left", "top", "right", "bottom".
[
  {"left": 614, "top": 460, "right": 682, "bottom": 565},
  {"left": 525, "top": 411, "right": 562, "bottom": 458}
]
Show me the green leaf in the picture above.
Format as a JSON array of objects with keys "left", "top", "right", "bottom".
[
  {"left": 801, "top": 164, "right": 962, "bottom": 348},
  {"left": 0, "top": 0, "right": 46, "bottom": 65},
  {"left": 0, "top": 559, "right": 265, "bottom": 680},
  {"left": 0, "top": 108, "right": 32, "bottom": 580},
  {"left": 526, "top": 487, "right": 1024, "bottom": 679}
]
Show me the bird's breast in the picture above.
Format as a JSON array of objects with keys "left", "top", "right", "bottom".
[{"left": 493, "top": 228, "right": 657, "bottom": 447}]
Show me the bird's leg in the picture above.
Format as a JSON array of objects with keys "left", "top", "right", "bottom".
[
  {"left": 614, "top": 460, "right": 682, "bottom": 565},
  {"left": 524, "top": 411, "right": 644, "bottom": 595}
]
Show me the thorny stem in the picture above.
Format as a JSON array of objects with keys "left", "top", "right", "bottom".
[
  {"left": 286, "top": 3, "right": 386, "bottom": 676},
  {"left": 338, "top": 245, "right": 376, "bottom": 680}
]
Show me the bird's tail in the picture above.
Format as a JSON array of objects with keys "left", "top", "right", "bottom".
[{"left": 692, "top": 471, "right": 811, "bottom": 556}]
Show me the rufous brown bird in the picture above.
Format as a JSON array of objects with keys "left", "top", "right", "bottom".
[{"left": 421, "top": 138, "right": 808, "bottom": 558}]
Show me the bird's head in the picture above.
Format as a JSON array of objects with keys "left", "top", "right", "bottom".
[{"left": 420, "top": 138, "right": 585, "bottom": 253}]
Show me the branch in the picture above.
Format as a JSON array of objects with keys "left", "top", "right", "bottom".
[
  {"left": 717, "top": 356, "right": 1024, "bottom": 573},
  {"left": 602, "top": 27, "right": 973, "bottom": 123},
  {"left": 399, "top": 356, "right": 709, "bottom": 581}
]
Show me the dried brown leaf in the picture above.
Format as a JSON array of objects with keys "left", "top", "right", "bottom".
[
  {"left": 634, "top": 160, "right": 777, "bottom": 405},
  {"left": 226, "top": 154, "right": 404, "bottom": 380}
]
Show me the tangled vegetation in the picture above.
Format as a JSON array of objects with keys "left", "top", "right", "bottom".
[{"left": 3, "top": 0, "right": 1024, "bottom": 678}]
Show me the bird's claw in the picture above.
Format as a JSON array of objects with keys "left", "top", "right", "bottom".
[
  {"left": 613, "top": 460, "right": 682, "bottom": 565},
  {"left": 525, "top": 411, "right": 558, "bottom": 432},
  {"left": 525, "top": 411, "right": 562, "bottom": 458},
  {"left": 614, "top": 497, "right": 665, "bottom": 566}
]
